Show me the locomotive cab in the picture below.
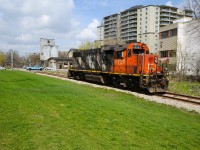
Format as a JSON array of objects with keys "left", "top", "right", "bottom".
[{"left": 111, "top": 42, "right": 168, "bottom": 93}]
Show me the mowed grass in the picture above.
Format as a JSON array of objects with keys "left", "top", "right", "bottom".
[
  {"left": 169, "top": 80, "right": 200, "bottom": 97},
  {"left": 0, "top": 71, "right": 200, "bottom": 150}
]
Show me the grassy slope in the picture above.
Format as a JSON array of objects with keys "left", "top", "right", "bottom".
[
  {"left": 169, "top": 80, "right": 200, "bottom": 97},
  {"left": 0, "top": 71, "right": 200, "bottom": 150}
]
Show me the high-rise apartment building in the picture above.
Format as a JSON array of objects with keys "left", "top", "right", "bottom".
[
  {"left": 159, "top": 5, "right": 192, "bottom": 27},
  {"left": 137, "top": 5, "right": 160, "bottom": 53},
  {"left": 120, "top": 5, "right": 142, "bottom": 42},
  {"left": 102, "top": 13, "right": 121, "bottom": 45},
  {"left": 97, "top": 5, "right": 193, "bottom": 53},
  {"left": 97, "top": 25, "right": 104, "bottom": 46}
]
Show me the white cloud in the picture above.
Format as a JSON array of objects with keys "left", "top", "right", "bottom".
[
  {"left": 0, "top": 0, "right": 79, "bottom": 55},
  {"left": 100, "top": 0, "right": 108, "bottom": 6},
  {"left": 165, "top": 1, "right": 173, "bottom": 7},
  {"left": 76, "top": 19, "right": 100, "bottom": 42}
]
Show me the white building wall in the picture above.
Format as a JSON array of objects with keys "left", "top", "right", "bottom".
[
  {"left": 51, "top": 46, "right": 59, "bottom": 58},
  {"left": 97, "top": 25, "right": 104, "bottom": 45},
  {"left": 176, "top": 19, "right": 200, "bottom": 75},
  {"left": 40, "top": 38, "right": 58, "bottom": 61}
]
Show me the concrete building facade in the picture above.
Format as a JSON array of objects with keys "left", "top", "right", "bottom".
[
  {"left": 159, "top": 17, "right": 200, "bottom": 76},
  {"left": 98, "top": 5, "right": 193, "bottom": 54},
  {"left": 97, "top": 25, "right": 104, "bottom": 46},
  {"left": 40, "top": 38, "right": 58, "bottom": 61},
  {"left": 120, "top": 5, "right": 142, "bottom": 42},
  {"left": 137, "top": 5, "right": 160, "bottom": 53}
]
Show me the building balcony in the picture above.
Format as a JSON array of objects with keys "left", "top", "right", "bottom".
[
  {"left": 160, "top": 17, "right": 171, "bottom": 21},
  {"left": 161, "top": 8, "right": 177, "bottom": 13},
  {"left": 120, "top": 25, "right": 129, "bottom": 30},
  {"left": 120, "top": 11, "right": 137, "bottom": 17}
]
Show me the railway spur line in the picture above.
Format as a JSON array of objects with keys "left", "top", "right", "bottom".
[{"left": 157, "top": 92, "right": 200, "bottom": 105}]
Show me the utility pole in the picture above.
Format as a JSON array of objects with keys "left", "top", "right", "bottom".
[{"left": 10, "top": 49, "right": 13, "bottom": 70}]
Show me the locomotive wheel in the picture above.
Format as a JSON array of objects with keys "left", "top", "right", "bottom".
[
  {"left": 79, "top": 73, "right": 84, "bottom": 80},
  {"left": 112, "top": 77, "right": 120, "bottom": 87}
]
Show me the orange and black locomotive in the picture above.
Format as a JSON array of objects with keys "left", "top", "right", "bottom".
[{"left": 68, "top": 42, "right": 168, "bottom": 93}]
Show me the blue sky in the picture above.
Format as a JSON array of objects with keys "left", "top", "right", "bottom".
[{"left": 0, "top": 0, "right": 185, "bottom": 55}]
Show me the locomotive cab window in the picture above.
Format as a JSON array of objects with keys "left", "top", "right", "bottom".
[
  {"left": 133, "top": 49, "right": 144, "bottom": 54},
  {"left": 127, "top": 49, "right": 131, "bottom": 57},
  {"left": 116, "top": 51, "right": 123, "bottom": 59}
]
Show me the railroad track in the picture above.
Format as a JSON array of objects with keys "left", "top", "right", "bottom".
[
  {"left": 37, "top": 72, "right": 67, "bottom": 78},
  {"left": 157, "top": 92, "right": 200, "bottom": 105}
]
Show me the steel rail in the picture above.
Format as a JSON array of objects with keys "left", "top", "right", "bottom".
[{"left": 157, "top": 92, "right": 200, "bottom": 105}]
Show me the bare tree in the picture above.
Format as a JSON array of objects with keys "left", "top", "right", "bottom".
[
  {"left": 5, "top": 50, "right": 22, "bottom": 67},
  {"left": 186, "top": 0, "right": 200, "bottom": 19},
  {"left": 103, "top": 37, "right": 125, "bottom": 46},
  {"left": 27, "top": 53, "right": 40, "bottom": 66},
  {"left": 58, "top": 51, "right": 69, "bottom": 58},
  {"left": 185, "top": 0, "right": 200, "bottom": 40}
]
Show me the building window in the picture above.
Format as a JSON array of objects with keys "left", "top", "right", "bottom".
[
  {"left": 161, "top": 31, "right": 168, "bottom": 39},
  {"left": 160, "top": 51, "right": 168, "bottom": 58},
  {"left": 170, "top": 28, "right": 177, "bottom": 37}
]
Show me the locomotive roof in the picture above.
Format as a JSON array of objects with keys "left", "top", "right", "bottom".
[{"left": 102, "top": 44, "right": 129, "bottom": 51}]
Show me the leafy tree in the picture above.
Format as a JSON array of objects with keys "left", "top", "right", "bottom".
[
  {"left": 78, "top": 41, "right": 101, "bottom": 50},
  {"left": 0, "top": 51, "right": 6, "bottom": 66}
]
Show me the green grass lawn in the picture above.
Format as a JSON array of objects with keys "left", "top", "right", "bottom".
[
  {"left": 169, "top": 80, "right": 200, "bottom": 97},
  {"left": 0, "top": 71, "right": 200, "bottom": 150}
]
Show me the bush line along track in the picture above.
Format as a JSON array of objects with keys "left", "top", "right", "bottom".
[{"left": 37, "top": 72, "right": 200, "bottom": 105}]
